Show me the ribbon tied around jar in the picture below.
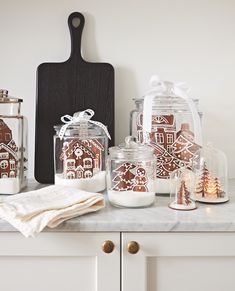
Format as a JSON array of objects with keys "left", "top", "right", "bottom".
[{"left": 59, "top": 109, "right": 111, "bottom": 140}]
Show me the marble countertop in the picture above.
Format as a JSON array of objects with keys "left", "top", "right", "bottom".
[{"left": 0, "top": 180, "right": 235, "bottom": 232}]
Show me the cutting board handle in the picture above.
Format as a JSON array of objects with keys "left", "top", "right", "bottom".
[{"left": 68, "top": 12, "right": 85, "bottom": 60}]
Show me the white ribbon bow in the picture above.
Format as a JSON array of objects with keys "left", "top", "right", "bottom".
[
  {"left": 143, "top": 75, "right": 202, "bottom": 146},
  {"left": 59, "top": 109, "right": 111, "bottom": 140}
]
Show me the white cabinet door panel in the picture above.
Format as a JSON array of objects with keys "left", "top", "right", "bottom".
[
  {"left": 0, "top": 232, "right": 120, "bottom": 291},
  {"left": 0, "top": 256, "right": 96, "bottom": 291},
  {"left": 122, "top": 233, "right": 235, "bottom": 291}
]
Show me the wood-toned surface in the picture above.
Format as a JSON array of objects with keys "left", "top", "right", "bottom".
[{"left": 35, "top": 12, "right": 114, "bottom": 184}]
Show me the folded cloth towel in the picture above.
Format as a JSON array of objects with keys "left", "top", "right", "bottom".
[{"left": 0, "top": 185, "right": 105, "bottom": 238}]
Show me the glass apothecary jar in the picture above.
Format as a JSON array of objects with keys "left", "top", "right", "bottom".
[
  {"left": 54, "top": 110, "right": 109, "bottom": 192},
  {"left": 0, "top": 89, "right": 28, "bottom": 194},
  {"left": 107, "top": 136, "right": 156, "bottom": 208},
  {"left": 130, "top": 77, "right": 202, "bottom": 194},
  {"left": 192, "top": 144, "right": 229, "bottom": 204}
]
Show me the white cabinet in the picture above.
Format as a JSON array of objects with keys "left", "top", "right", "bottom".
[
  {"left": 0, "top": 232, "right": 120, "bottom": 291},
  {"left": 122, "top": 233, "right": 235, "bottom": 291},
  {"left": 2, "top": 232, "right": 235, "bottom": 291}
]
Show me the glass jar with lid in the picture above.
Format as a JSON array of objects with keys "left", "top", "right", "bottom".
[
  {"left": 130, "top": 76, "right": 203, "bottom": 194},
  {"left": 107, "top": 136, "right": 156, "bottom": 208},
  {"left": 54, "top": 109, "right": 109, "bottom": 192},
  {"left": 0, "top": 89, "right": 28, "bottom": 194}
]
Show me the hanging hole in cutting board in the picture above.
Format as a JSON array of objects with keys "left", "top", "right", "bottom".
[{"left": 72, "top": 17, "right": 81, "bottom": 28}]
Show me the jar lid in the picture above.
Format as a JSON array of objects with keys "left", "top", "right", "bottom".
[
  {"left": 109, "top": 136, "right": 154, "bottom": 160},
  {"left": 133, "top": 79, "right": 199, "bottom": 109},
  {"left": 133, "top": 96, "right": 199, "bottom": 103},
  {"left": 54, "top": 110, "right": 110, "bottom": 140},
  {"left": 0, "top": 89, "right": 23, "bottom": 103},
  {"left": 54, "top": 122, "right": 105, "bottom": 137},
  {"left": 133, "top": 96, "right": 200, "bottom": 114}
]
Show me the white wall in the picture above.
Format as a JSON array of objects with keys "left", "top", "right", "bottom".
[{"left": 0, "top": 0, "right": 234, "bottom": 178}]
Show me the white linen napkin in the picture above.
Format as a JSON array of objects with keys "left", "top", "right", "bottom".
[{"left": 0, "top": 185, "right": 105, "bottom": 238}]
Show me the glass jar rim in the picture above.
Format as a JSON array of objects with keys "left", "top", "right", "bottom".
[
  {"left": 133, "top": 96, "right": 199, "bottom": 103},
  {"left": 132, "top": 96, "right": 201, "bottom": 114},
  {"left": 0, "top": 90, "right": 23, "bottom": 103},
  {"left": 54, "top": 122, "right": 107, "bottom": 130},
  {"left": 109, "top": 142, "right": 154, "bottom": 160},
  {"left": 54, "top": 122, "right": 106, "bottom": 137},
  {"left": 0, "top": 97, "right": 23, "bottom": 103}
]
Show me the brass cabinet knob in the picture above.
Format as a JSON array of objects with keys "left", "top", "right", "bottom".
[
  {"left": 127, "top": 241, "right": 140, "bottom": 254},
  {"left": 102, "top": 240, "right": 115, "bottom": 254}
]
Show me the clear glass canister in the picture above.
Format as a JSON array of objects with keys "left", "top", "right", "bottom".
[
  {"left": 54, "top": 114, "right": 108, "bottom": 192},
  {"left": 107, "top": 136, "right": 156, "bottom": 208},
  {"left": 130, "top": 91, "right": 202, "bottom": 194},
  {"left": 0, "top": 89, "right": 28, "bottom": 194}
]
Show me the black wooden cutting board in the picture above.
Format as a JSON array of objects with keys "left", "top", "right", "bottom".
[{"left": 35, "top": 12, "right": 114, "bottom": 184}]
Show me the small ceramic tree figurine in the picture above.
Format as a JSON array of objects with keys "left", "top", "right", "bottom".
[
  {"left": 177, "top": 180, "right": 190, "bottom": 205},
  {"left": 193, "top": 144, "right": 229, "bottom": 204},
  {"left": 169, "top": 168, "right": 197, "bottom": 210}
]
